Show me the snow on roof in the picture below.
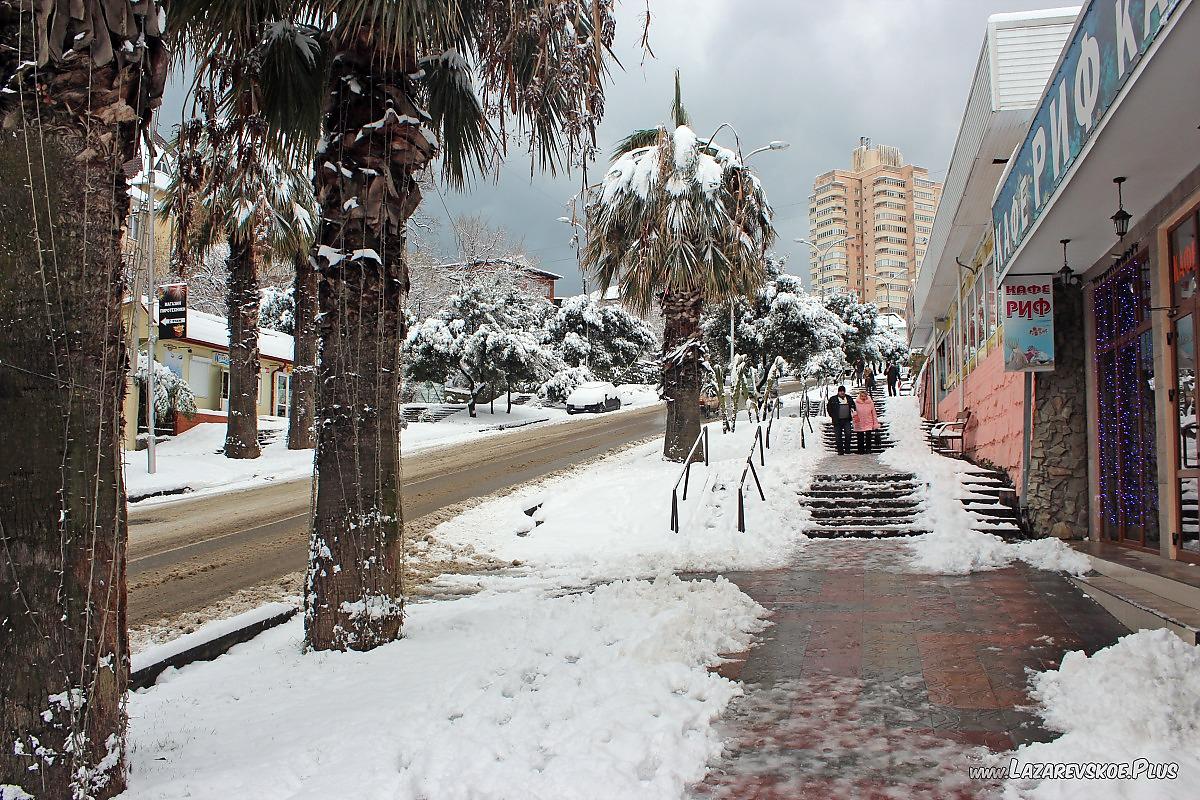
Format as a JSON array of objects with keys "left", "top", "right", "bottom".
[{"left": 183, "top": 309, "right": 294, "bottom": 362}]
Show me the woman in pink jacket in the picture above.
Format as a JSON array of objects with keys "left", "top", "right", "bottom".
[{"left": 852, "top": 389, "right": 881, "bottom": 454}]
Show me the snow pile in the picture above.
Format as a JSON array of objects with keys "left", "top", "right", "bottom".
[
  {"left": 881, "top": 396, "right": 1090, "bottom": 575},
  {"left": 122, "top": 575, "right": 767, "bottom": 800},
  {"left": 1002, "top": 629, "right": 1200, "bottom": 799},
  {"left": 131, "top": 601, "right": 296, "bottom": 673},
  {"left": 432, "top": 408, "right": 825, "bottom": 585}
]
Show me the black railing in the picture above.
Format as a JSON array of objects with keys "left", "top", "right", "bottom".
[
  {"left": 736, "top": 425, "right": 767, "bottom": 533},
  {"left": 669, "top": 426, "right": 711, "bottom": 533}
]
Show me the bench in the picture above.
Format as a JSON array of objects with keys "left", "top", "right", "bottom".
[{"left": 931, "top": 410, "right": 971, "bottom": 456}]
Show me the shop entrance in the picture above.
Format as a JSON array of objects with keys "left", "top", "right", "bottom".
[{"left": 1092, "top": 253, "right": 1160, "bottom": 552}]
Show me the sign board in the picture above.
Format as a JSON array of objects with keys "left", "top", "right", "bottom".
[
  {"left": 157, "top": 283, "right": 188, "bottom": 340},
  {"left": 1002, "top": 277, "right": 1055, "bottom": 372},
  {"left": 213, "top": 352, "right": 230, "bottom": 367},
  {"left": 992, "top": 0, "right": 1182, "bottom": 275}
]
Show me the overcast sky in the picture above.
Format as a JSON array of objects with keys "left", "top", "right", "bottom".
[{"left": 161, "top": 0, "right": 1069, "bottom": 295}]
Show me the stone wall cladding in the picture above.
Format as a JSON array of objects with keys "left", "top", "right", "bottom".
[
  {"left": 1026, "top": 284, "right": 1089, "bottom": 539},
  {"left": 936, "top": 345, "right": 1026, "bottom": 487}
]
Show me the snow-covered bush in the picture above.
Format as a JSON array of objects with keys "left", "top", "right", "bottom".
[
  {"left": 259, "top": 285, "right": 295, "bottom": 334},
  {"left": 703, "top": 271, "right": 846, "bottom": 384},
  {"left": 405, "top": 272, "right": 557, "bottom": 414},
  {"left": 540, "top": 366, "right": 594, "bottom": 405},
  {"left": 135, "top": 353, "right": 198, "bottom": 419},
  {"left": 543, "top": 296, "right": 656, "bottom": 382}
]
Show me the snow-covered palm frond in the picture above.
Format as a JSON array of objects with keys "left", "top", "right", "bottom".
[
  {"left": 164, "top": 113, "right": 317, "bottom": 263},
  {"left": 584, "top": 120, "right": 776, "bottom": 315}
]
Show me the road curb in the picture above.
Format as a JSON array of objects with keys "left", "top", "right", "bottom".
[{"left": 130, "top": 606, "right": 299, "bottom": 691}]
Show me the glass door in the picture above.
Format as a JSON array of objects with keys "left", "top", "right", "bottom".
[
  {"left": 1093, "top": 253, "right": 1159, "bottom": 551},
  {"left": 1172, "top": 209, "right": 1200, "bottom": 561}
]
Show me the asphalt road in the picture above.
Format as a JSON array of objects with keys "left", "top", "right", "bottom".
[{"left": 126, "top": 404, "right": 667, "bottom": 624}]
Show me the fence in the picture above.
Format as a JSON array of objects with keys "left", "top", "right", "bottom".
[{"left": 669, "top": 426, "right": 711, "bottom": 533}]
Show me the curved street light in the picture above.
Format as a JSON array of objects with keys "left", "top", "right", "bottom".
[{"left": 795, "top": 235, "right": 854, "bottom": 298}]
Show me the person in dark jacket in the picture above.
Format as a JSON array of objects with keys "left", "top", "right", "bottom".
[
  {"left": 827, "top": 385, "right": 856, "bottom": 455},
  {"left": 886, "top": 363, "right": 901, "bottom": 396},
  {"left": 863, "top": 366, "right": 876, "bottom": 393}
]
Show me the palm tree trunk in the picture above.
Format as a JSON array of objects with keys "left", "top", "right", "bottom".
[
  {"left": 0, "top": 4, "right": 166, "bottom": 794},
  {"left": 661, "top": 290, "right": 705, "bottom": 462},
  {"left": 306, "top": 39, "right": 429, "bottom": 651},
  {"left": 224, "top": 237, "right": 260, "bottom": 459},
  {"left": 287, "top": 253, "right": 318, "bottom": 450}
]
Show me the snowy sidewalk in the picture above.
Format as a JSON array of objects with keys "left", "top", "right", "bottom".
[{"left": 687, "top": 540, "right": 1128, "bottom": 799}]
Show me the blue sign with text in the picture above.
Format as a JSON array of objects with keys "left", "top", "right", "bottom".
[{"left": 992, "top": 0, "right": 1181, "bottom": 275}]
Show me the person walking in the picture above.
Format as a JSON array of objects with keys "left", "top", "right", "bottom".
[
  {"left": 852, "top": 389, "right": 881, "bottom": 454},
  {"left": 886, "top": 362, "right": 901, "bottom": 396},
  {"left": 827, "top": 385, "right": 856, "bottom": 455},
  {"left": 852, "top": 359, "right": 864, "bottom": 387},
  {"left": 863, "top": 365, "right": 876, "bottom": 393}
]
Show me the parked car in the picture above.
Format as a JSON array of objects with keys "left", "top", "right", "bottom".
[{"left": 566, "top": 381, "right": 622, "bottom": 414}]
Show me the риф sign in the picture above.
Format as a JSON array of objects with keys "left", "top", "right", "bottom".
[{"left": 992, "top": 0, "right": 1181, "bottom": 274}]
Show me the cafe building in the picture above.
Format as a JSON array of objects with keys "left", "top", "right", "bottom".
[
  {"left": 911, "top": 0, "right": 1200, "bottom": 638},
  {"left": 122, "top": 298, "right": 296, "bottom": 448}
]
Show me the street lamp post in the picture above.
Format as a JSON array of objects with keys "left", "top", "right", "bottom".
[
  {"left": 795, "top": 235, "right": 854, "bottom": 298},
  {"left": 724, "top": 139, "right": 789, "bottom": 378}
]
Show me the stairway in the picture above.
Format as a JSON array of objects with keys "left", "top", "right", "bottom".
[
  {"left": 958, "top": 466, "right": 1026, "bottom": 538},
  {"left": 800, "top": 472, "right": 929, "bottom": 538},
  {"left": 401, "top": 404, "right": 465, "bottom": 424},
  {"left": 821, "top": 383, "right": 896, "bottom": 452}
]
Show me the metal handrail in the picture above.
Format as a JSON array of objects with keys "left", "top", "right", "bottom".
[
  {"left": 736, "top": 425, "right": 767, "bottom": 533},
  {"left": 669, "top": 426, "right": 710, "bottom": 532},
  {"left": 764, "top": 395, "right": 782, "bottom": 448}
]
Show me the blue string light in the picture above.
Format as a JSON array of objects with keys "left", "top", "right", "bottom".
[{"left": 1092, "top": 255, "right": 1159, "bottom": 541}]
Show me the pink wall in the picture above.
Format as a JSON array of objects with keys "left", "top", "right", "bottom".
[{"left": 935, "top": 345, "right": 1027, "bottom": 488}]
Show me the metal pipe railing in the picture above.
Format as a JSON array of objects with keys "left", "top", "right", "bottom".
[
  {"left": 669, "top": 426, "right": 711, "bottom": 533},
  {"left": 736, "top": 425, "right": 767, "bottom": 533}
]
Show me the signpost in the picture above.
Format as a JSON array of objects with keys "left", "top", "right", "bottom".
[
  {"left": 157, "top": 283, "right": 188, "bottom": 340},
  {"left": 1002, "top": 276, "right": 1055, "bottom": 373},
  {"left": 992, "top": 0, "right": 1182, "bottom": 276}
]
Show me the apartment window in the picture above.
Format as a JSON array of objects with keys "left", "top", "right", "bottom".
[
  {"left": 873, "top": 176, "right": 906, "bottom": 188},
  {"left": 915, "top": 191, "right": 934, "bottom": 200},
  {"left": 917, "top": 226, "right": 932, "bottom": 235}
]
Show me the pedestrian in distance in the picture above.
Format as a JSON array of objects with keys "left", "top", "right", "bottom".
[
  {"left": 852, "top": 389, "right": 881, "bottom": 454},
  {"left": 827, "top": 385, "right": 856, "bottom": 455},
  {"left": 852, "top": 358, "right": 864, "bottom": 387},
  {"left": 863, "top": 365, "right": 876, "bottom": 393},
  {"left": 886, "top": 362, "right": 901, "bottom": 396}
]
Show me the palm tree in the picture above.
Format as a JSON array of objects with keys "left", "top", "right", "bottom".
[
  {"left": 164, "top": 92, "right": 316, "bottom": 460},
  {"left": 172, "top": 0, "right": 619, "bottom": 651},
  {"left": 0, "top": 4, "right": 167, "bottom": 797},
  {"left": 583, "top": 73, "right": 776, "bottom": 461}
]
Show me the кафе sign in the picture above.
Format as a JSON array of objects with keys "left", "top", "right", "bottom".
[
  {"left": 992, "top": 0, "right": 1182, "bottom": 275},
  {"left": 1002, "top": 277, "right": 1055, "bottom": 372}
]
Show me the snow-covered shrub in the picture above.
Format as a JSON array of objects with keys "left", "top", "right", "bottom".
[
  {"left": 260, "top": 285, "right": 295, "bottom": 334},
  {"left": 543, "top": 296, "right": 656, "bottom": 382},
  {"left": 540, "top": 366, "right": 594, "bottom": 405},
  {"left": 135, "top": 353, "right": 198, "bottom": 419}
]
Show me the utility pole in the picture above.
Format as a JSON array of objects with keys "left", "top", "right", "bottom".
[{"left": 144, "top": 156, "right": 158, "bottom": 473}]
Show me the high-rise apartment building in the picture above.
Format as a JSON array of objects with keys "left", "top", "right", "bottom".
[{"left": 807, "top": 139, "right": 942, "bottom": 316}]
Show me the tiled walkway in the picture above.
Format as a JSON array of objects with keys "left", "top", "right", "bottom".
[{"left": 689, "top": 455, "right": 1127, "bottom": 799}]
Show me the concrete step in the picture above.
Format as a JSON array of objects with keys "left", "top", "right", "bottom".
[
  {"left": 812, "top": 473, "right": 917, "bottom": 484},
  {"left": 806, "top": 526, "right": 928, "bottom": 539},
  {"left": 1070, "top": 575, "right": 1200, "bottom": 646}
]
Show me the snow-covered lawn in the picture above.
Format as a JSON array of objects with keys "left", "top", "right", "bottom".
[
  {"left": 124, "top": 385, "right": 662, "bottom": 506},
  {"left": 1000, "top": 628, "right": 1200, "bottom": 799},
  {"left": 120, "top": 405, "right": 816, "bottom": 799},
  {"left": 881, "top": 395, "right": 1090, "bottom": 575},
  {"left": 431, "top": 407, "right": 825, "bottom": 586}
]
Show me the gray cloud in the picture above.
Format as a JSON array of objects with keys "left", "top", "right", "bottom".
[{"left": 160, "top": 0, "right": 1065, "bottom": 294}]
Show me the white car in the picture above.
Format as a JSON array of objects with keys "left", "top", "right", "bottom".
[{"left": 566, "top": 381, "right": 622, "bottom": 414}]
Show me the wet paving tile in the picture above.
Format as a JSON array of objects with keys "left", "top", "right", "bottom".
[{"left": 685, "top": 538, "right": 1129, "bottom": 799}]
